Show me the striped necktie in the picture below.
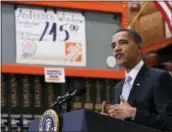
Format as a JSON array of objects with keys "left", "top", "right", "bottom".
[{"left": 121, "top": 76, "right": 132, "bottom": 101}]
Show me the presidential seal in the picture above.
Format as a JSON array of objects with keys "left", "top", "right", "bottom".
[{"left": 39, "top": 109, "right": 59, "bottom": 132}]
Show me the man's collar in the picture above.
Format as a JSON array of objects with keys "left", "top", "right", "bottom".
[{"left": 125, "top": 60, "right": 144, "bottom": 82}]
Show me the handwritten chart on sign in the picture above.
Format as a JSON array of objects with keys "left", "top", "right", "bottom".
[{"left": 15, "top": 8, "right": 86, "bottom": 66}]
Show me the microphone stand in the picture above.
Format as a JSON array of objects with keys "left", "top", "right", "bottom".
[
  {"left": 60, "top": 101, "right": 71, "bottom": 113},
  {"left": 48, "top": 96, "right": 72, "bottom": 132},
  {"left": 49, "top": 96, "right": 72, "bottom": 113}
]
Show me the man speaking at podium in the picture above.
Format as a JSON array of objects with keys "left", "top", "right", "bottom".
[{"left": 103, "top": 29, "right": 172, "bottom": 131}]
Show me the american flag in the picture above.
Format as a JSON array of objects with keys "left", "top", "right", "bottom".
[{"left": 153, "top": 1, "right": 172, "bottom": 38}]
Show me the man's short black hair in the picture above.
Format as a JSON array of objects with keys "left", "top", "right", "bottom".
[{"left": 114, "top": 28, "right": 143, "bottom": 44}]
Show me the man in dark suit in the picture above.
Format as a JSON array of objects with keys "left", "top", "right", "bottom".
[{"left": 105, "top": 28, "right": 172, "bottom": 131}]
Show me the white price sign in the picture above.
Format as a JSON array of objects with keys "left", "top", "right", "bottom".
[
  {"left": 15, "top": 7, "right": 86, "bottom": 66},
  {"left": 44, "top": 67, "right": 65, "bottom": 83}
]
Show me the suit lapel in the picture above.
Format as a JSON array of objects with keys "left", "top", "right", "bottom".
[
  {"left": 127, "top": 64, "right": 149, "bottom": 103},
  {"left": 114, "top": 80, "right": 124, "bottom": 104}
]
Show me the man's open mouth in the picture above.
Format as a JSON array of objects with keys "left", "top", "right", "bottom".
[{"left": 115, "top": 53, "right": 124, "bottom": 60}]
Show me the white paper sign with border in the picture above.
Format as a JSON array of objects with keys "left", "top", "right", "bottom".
[
  {"left": 15, "top": 7, "right": 86, "bottom": 66},
  {"left": 44, "top": 67, "right": 65, "bottom": 83}
]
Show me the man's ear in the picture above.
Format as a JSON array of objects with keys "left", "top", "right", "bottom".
[
  {"left": 138, "top": 42, "right": 143, "bottom": 49},
  {"left": 138, "top": 43, "right": 143, "bottom": 54}
]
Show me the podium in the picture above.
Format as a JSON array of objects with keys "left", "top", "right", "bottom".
[{"left": 29, "top": 109, "right": 161, "bottom": 132}]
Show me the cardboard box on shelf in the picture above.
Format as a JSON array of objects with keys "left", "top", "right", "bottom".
[
  {"left": 128, "top": 1, "right": 167, "bottom": 45},
  {"left": 139, "top": 12, "right": 165, "bottom": 45},
  {"left": 139, "top": 2, "right": 158, "bottom": 16}
]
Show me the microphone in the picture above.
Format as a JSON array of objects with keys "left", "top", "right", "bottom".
[{"left": 49, "top": 88, "right": 86, "bottom": 108}]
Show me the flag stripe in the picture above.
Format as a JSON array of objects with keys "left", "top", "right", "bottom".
[
  {"left": 165, "top": 1, "right": 172, "bottom": 11},
  {"left": 165, "top": 23, "right": 172, "bottom": 38},
  {"left": 158, "top": 1, "right": 172, "bottom": 22},
  {"left": 154, "top": 1, "right": 172, "bottom": 32}
]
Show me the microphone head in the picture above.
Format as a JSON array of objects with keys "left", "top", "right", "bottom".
[
  {"left": 56, "top": 88, "right": 86, "bottom": 105},
  {"left": 67, "top": 88, "right": 86, "bottom": 96},
  {"left": 76, "top": 88, "right": 86, "bottom": 96}
]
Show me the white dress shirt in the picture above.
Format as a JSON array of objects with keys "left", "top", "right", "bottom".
[{"left": 121, "top": 60, "right": 144, "bottom": 101}]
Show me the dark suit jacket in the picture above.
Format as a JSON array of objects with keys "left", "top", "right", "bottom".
[{"left": 110, "top": 64, "right": 172, "bottom": 131}]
